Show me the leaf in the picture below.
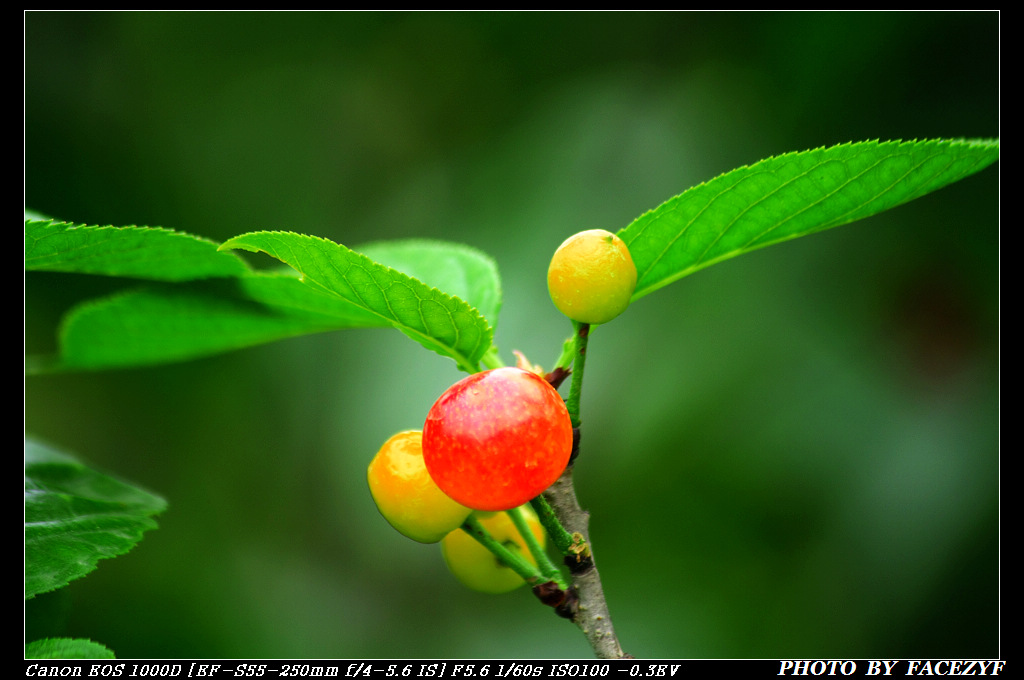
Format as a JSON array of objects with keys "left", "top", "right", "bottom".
[
  {"left": 620, "top": 138, "right": 999, "bottom": 300},
  {"left": 357, "top": 239, "right": 502, "bottom": 329},
  {"left": 25, "top": 438, "right": 167, "bottom": 599},
  {"left": 221, "top": 231, "right": 494, "bottom": 373},
  {"left": 41, "top": 277, "right": 385, "bottom": 371},
  {"left": 25, "top": 638, "right": 116, "bottom": 659},
  {"left": 25, "top": 220, "right": 249, "bottom": 281},
  {"left": 239, "top": 270, "right": 386, "bottom": 327},
  {"left": 25, "top": 220, "right": 500, "bottom": 372}
]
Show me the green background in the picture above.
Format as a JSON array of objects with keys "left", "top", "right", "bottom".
[{"left": 25, "top": 12, "right": 999, "bottom": 659}]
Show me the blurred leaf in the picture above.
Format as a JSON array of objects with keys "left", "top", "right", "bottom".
[
  {"left": 620, "top": 138, "right": 999, "bottom": 300},
  {"left": 25, "top": 438, "right": 167, "bottom": 599},
  {"left": 25, "top": 637, "right": 116, "bottom": 659},
  {"left": 25, "top": 220, "right": 249, "bottom": 281},
  {"left": 24, "top": 209, "right": 52, "bottom": 222},
  {"left": 45, "top": 281, "right": 375, "bottom": 371},
  {"left": 25, "top": 219, "right": 501, "bottom": 371},
  {"left": 357, "top": 239, "right": 502, "bottom": 330},
  {"left": 221, "top": 231, "right": 494, "bottom": 372}
]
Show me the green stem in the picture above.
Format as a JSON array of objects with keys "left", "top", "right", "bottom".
[
  {"left": 507, "top": 506, "right": 566, "bottom": 589},
  {"left": 530, "top": 495, "right": 575, "bottom": 555},
  {"left": 553, "top": 334, "right": 576, "bottom": 371},
  {"left": 460, "top": 514, "right": 542, "bottom": 585},
  {"left": 564, "top": 321, "right": 590, "bottom": 428},
  {"left": 480, "top": 345, "right": 506, "bottom": 370}
]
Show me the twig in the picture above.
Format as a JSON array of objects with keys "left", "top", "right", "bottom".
[{"left": 543, "top": 466, "right": 628, "bottom": 659}]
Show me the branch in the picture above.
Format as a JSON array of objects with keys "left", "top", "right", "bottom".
[{"left": 542, "top": 465, "right": 628, "bottom": 659}]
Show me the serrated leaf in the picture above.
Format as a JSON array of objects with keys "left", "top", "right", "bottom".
[
  {"left": 25, "top": 638, "right": 116, "bottom": 659},
  {"left": 25, "top": 438, "right": 167, "bottom": 599},
  {"left": 620, "top": 138, "right": 999, "bottom": 300},
  {"left": 357, "top": 239, "right": 502, "bottom": 329},
  {"left": 221, "top": 231, "right": 494, "bottom": 372},
  {"left": 25, "top": 220, "right": 250, "bottom": 281}
]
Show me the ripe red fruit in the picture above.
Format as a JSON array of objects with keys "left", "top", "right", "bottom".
[{"left": 422, "top": 367, "right": 573, "bottom": 512}]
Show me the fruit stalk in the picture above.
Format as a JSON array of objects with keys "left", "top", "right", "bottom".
[
  {"left": 460, "top": 514, "right": 543, "bottom": 585},
  {"left": 507, "top": 505, "right": 566, "bottom": 589},
  {"left": 529, "top": 494, "right": 575, "bottom": 555},
  {"left": 564, "top": 321, "right": 589, "bottom": 428}
]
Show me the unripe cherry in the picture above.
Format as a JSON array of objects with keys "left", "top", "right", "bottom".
[
  {"left": 547, "top": 229, "right": 637, "bottom": 325},
  {"left": 367, "top": 430, "right": 473, "bottom": 543},
  {"left": 441, "top": 506, "right": 545, "bottom": 594}
]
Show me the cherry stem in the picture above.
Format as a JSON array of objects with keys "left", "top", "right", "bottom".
[
  {"left": 564, "top": 321, "right": 590, "bottom": 428},
  {"left": 506, "top": 506, "right": 567, "bottom": 590},
  {"left": 480, "top": 345, "right": 505, "bottom": 370},
  {"left": 530, "top": 494, "right": 575, "bottom": 555},
  {"left": 553, "top": 334, "right": 576, "bottom": 371},
  {"left": 460, "top": 515, "right": 544, "bottom": 585}
]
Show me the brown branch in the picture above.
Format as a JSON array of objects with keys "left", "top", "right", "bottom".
[{"left": 542, "top": 465, "right": 629, "bottom": 659}]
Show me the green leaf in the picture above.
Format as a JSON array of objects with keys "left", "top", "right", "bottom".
[
  {"left": 26, "top": 221, "right": 500, "bottom": 372},
  {"left": 25, "top": 220, "right": 250, "bottom": 281},
  {"left": 25, "top": 638, "right": 116, "bottom": 659},
  {"left": 46, "top": 283, "right": 359, "bottom": 371},
  {"left": 25, "top": 438, "right": 167, "bottom": 599},
  {"left": 620, "top": 138, "right": 999, "bottom": 300},
  {"left": 357, "top": 239, "right": 502, "bottom": 329},
  {"left": 28, "top": 267, "right": 396, "bottom": 372},
  {"left": 221, "top": 231, "right": 494, "bottom": 372}
]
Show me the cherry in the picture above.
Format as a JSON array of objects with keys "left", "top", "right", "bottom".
[
  {"left": 547, "top": 229, "right": 637, "bottom": 324},
  {"left": 422, "top": 367, "right": 572, "bottom": 512},
  {"left": 367, "top": 430, "right": 473, "bottom": 543},
  {"left": 441, "top": 506, "right": 545, "bottom": 594}
]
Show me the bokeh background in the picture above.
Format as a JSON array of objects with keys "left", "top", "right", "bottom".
[{"left": 25, "top": 12, "right": 999, "bottom": 659}]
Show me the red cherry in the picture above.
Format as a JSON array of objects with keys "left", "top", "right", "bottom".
[{"left": 422, "top": 367, "right": 573, "bottom": 512}]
